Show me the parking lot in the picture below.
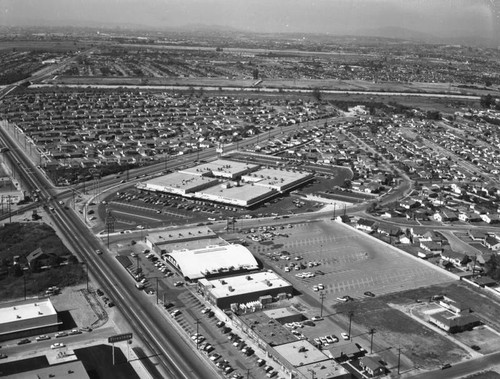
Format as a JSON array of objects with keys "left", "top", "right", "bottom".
[
  {"left": 247, "top": 220, "right": 454, "bottom": 306},
  {"left": 100, "top": 184, "right": 324, "bottom": 231}
]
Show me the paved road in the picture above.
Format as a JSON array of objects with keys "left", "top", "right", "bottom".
[
  {"left": 31, "top": 83, "right": 481, "bottom": 100},
  {"left": 409, "top": 351, "right": 500, "bottom": 379}
]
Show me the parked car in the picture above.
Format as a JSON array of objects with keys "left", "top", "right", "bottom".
[
  {"left": 364, "top": 291, "right": 376, "bottom": 297},
  {"left": 0, "top": 353, "right": 7, "bottom": 359},
  {"left": 51, "top": 342, "right": 65, "bottom": 349},
  {"left": 55, "top": 332, "right": 68, "bottom": 338},
  {"left": 36, "top": 335, "right": 51, "bottom": 341},
  {"left": 257, "top": 358, "right": 266, "bottom": 367},
  {"left": 341, "top": 332, "right": 349, "bottom": 340},
  {"left": 209, "top": 353, "right": 221, "bottom": 361},
  {"left": 171, "top": 309, "right": 181, "bottom": 317},
  {"left": 17, "top": 338, "right": 31, "bottom": 345}
]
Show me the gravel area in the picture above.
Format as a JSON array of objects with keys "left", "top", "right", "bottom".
[{"left": 50, "top": 284, "right": 109, "bottom": 330}]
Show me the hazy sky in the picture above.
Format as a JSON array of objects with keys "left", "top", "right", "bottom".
[{"left": 1, "top": 0, "right": 498, "bottom": 40}]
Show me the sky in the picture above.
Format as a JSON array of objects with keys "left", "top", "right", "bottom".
[{"left": 1, "top": 0, "right": 498, "bottom": 41}]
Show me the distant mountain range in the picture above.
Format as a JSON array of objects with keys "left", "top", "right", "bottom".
[
  {"left": 353, "top": 26, "right": 499, "bottom": 47},
  {"left": 3, "top": 21, "right": 498, "bottom": 48}
]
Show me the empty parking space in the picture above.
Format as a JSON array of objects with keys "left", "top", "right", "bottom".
[{"left": 253, "top": 220, "right": 453, "bottom": 303}]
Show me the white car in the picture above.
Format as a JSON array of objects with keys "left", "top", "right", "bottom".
[
  {"left": 51, "top": 342, "right": 65, "bottom": 349},
  {"left": 171, "top": 309, "right": 181, "bottom": 317},
  {"left": 341, "top": 332, "right": 349, "bottom": 340}
]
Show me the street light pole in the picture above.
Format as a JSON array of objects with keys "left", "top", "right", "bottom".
[
  {"left": 195, "top": 319, "right": 200, "bottom": 350},
  {"left": 397, "top": 346, "right": 401, "bottom": 374},
  {"left": 319, "top": 292, "right": 326, "bottom": 318},
  {"left": 369, "top": 328, "right": 376, "bottom": 354},
  {"left": 348, "top": 311, "right": 354, "bottom": 341}
]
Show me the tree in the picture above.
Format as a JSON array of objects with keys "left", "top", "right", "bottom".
[
  {"left": 484, "top": 255, "right": 500, "bottom": 280},
  {"left": 312, "top": 87, "right": 322, "bottom": 102},
  {"left": 480, "top": 94, "right": 494, "bottom": 108}
]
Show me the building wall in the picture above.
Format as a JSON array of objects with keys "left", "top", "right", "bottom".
[{"left": 199, "top": 282, "right": 293, "bottom": 309}]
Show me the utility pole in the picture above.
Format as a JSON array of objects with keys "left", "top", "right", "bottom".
[
  {"left": 155, "top": 277, "right": 159, "bottom": 305},
  {"left": 348, "top": 310, "right": 354, "bottom": 341},
  {"left": 333, "top": 203, "right": 336, "bottom": 220},
  {"left": 23, "top": 274, "right": 27, "bottom": 300},
  {"left": 319, "top": 292, "right": 326, "bottom": 318},
  {"left": 195, "top": 319, "right": 200, "bottom": 350},
  {"left": 8, "top": 195, "right": 11, "bottom": 223},
  {"left": 105, "top": 209, "right": 116, "bottom": 248},
  {"left": 472, "top": 253, "right": 477, "bottom": 278},
  {"left": 397, "top": 346, "right": 401, "bottom": 374},
  {"left": 369, "top": 328, "right": 376, "bottom": 354}
]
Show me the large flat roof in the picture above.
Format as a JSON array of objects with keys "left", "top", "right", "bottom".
[
  {"left": 168, "top": 244, "right": 259, "bottom": 280},
  {"left": 273, "top": 340, "right": 329, "bottom": 367},
  {"left": 181, "top": 159, "right": 259, "bottom": 177},
  {"left": 143, "top": 172, "right": 219, "bottom": 192},
  {"left": 200, "top": 271, "right": 292, "bottom": 298},
  {"left": 4, "top": 360, "right": 89, "bottom": 379},
  {"left": 147, "top": 226, "right": 217, "bottom": 246},
  {"left": 197, "top": 183, "right": 273, "bottom": 203},
  {"left": 239, "top": 311, "right": 298, "bottom": 346},
  {"left": 243, "top": 168, "right": 313, "bottom": 189},
  {"left": 0, "top": 298, "right": 57, "bottom": 326},
  {"left": 296, "top": 360, "right": 349, "bottom": 379}
]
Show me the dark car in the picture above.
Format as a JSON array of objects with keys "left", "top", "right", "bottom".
[
  {"left": 441, "top": 363, "right": 452, "bottom": 370},
  {"left": 364, "top": 291, "right": 376, "bottom": 297},
  {"left": 17, "top": 338, "right": 31, "bottom": 345},
  {"left": 471, "top": 345, "right": 481, "bottom": 351},
  {"left": 0, "top": 353, "right": 7, "bottom": 359}
]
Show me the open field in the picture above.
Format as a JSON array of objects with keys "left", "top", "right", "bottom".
[
  {"left": 331, "top": 281, "right": 500, "bottom": 372},
  {"left": 0, "top": 223, "right": 85, "bottom": 300}
]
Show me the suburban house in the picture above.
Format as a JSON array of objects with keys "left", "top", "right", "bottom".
[
  {"left": 356, "top": 218, "right": 378, "bottom": 233},
  {"left": 440, "top": 250, "right": 469, "bottom": 267},
  {"left": 359, "top": 356, "right": 386, "bottom": 377},
  {"left": 26, "top": 248, "right": 60, "bottom": 269},
  {"left": 468, "top": 230, "right": 487, "bottom": 243},
  {"left": 420, "top": 241, "right": 444, "bottom": 254},
  {"left": 438, "top": 296, "right": 470, "bottom": 314},
  {"left": 484, "top": 235, "right": 500, "bottom": 251},
  {"left": 480, "top": 214, "right": 500, "bottom": 224}
]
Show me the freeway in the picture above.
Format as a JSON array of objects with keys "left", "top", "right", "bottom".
[{"left": 31, "top": 83, "right": 481, "bottom": 100}]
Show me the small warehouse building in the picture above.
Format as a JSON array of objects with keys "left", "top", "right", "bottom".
[
  {"left": 145, "top": 225, "right": 219, "bottom": 255},
  {"left": 0, "top": 298, "right": 61, "bottom": 342},
  {"left": 198, "top": 271, "right": 293, "bottom": 309},
  {"left": 429, "top": 312, "right": 481, "bottom": 333},
  {"left": 273, "top": 340, "right": 351, "bottom": 379}
]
